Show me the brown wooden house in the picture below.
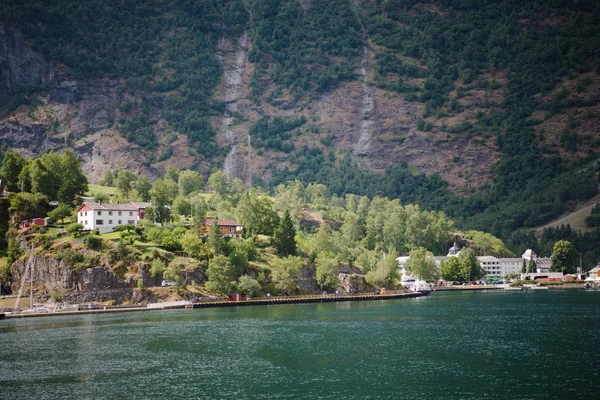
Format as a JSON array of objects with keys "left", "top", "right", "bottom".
[{"left": 201, "top": 218, "right": 243, "bottom": 239}]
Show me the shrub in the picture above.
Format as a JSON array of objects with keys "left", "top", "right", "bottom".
[
  {"left": 57, "top": 249, "right": 85, "bottom": 268},
  {"left": 66, "top": 223, "right": 84, "bottom": 237},
  {"left": 114, "top": 224, "right": 136, "bottom": 232},
  {"left": 149, "top": 258, "right": 165, "bottom": 278},
  {"left": 34, "top": 234, "right": 55, "bottom": 250},
  {"left": 83, "top": 235, "right": 103, "bottom": 250},
  {"left": 237, "top": 275, "right": 262, "bottom": 297}
]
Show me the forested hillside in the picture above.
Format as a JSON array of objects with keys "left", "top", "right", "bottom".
[{"left": 1, "top": 0, "right": 599, "bottom": 248}]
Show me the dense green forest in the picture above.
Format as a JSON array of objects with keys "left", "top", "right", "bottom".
[
  {"left": 248, "top": 0, "right": 361, "bottom": 99},
  {"left": 1, "top": 0, "right": 600, "bottom": 261},
  {"left": 268, "top": 0, "right": 600, "bottom": 244}
]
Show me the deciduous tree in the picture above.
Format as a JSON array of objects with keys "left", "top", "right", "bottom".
[
  {"left": 441, "top": 256, "right": 462, "bottom": 282},
  {"left": 180, "top": 231, "right": 202, "bottom": 258},
  {"left": 0, "top": 151, "right": 24, "bottom": 191},
  {"left": 405, "top": 247, "right": 438, "bottom": 281},
  {"left": 178, "top": 169, "right": 203, "bottom": 195},
  {"left": 459, "top": 248, "right": 485, "bottom": 281},
  {"left": 207, "top": 168, "right": 229, "bottom": 198},
  {"left": 237, "top": 275, "right": 262, "bottom": 297},
  {"left": 205, "top": 255, "right": 235, "bottom": 295},
  {"left": 270, "top": 256, "right": 303, "bottom": 294},
  {"left": 550, "top": 240, "right": 579, "bottom": 274},
  {"left": 315, "top": 253, "right": 339, "bottom": 289},
  {"left": 47, "top": 203, "right": 72, "bottom": 223}
]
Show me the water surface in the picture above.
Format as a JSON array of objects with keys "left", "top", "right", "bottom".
[{"left": 1, "top": 290, "right": 599, "bottom": 399}]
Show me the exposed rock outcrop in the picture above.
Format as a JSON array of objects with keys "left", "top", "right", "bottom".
[
  {"left": 0, "top": 22, "right": 61, "bottom": 100},
  {"left": 339, "top": 273, "right": 372, "bottom": 294},
  {"left": 217, "top": 31, "right": 254, "bottom": 185},
  {"left": 10, "top": 254, "right": 134, "bottom": 293},
  {"left": 0, "top": 21, "right": 502, "bottom": 192}
]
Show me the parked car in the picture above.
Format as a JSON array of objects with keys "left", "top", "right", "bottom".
[
  {"left": 161, "top": 280, "right": 177, "bottom": 287},
  {"left": 493, "top": 280, "right": 505, "bottom": 285}
]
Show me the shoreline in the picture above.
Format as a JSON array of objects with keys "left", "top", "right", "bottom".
[{"left": 0, "top": 291, "right": 428, "bottom": 320}]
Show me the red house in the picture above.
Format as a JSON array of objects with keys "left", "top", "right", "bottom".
[
  {"left": 19, "top": 218, "right": 48, "bottom": 229},
  {"left": 227, "top": 292, "right": 243, "bottom": 302}
]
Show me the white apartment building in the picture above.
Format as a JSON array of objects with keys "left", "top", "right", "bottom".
[
  {"left": 76, "top": 202, "right": 149, "bottom": 234},
  {"left": 478, "top": 250, "right": 550, "bottom": 279},
  {"left": 397, "top": 244, "right": 552, "bottom": 281}
]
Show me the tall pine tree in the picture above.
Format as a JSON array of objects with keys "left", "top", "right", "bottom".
[{"left": 274, "top": 209, "right": 296, "bottom": 256}]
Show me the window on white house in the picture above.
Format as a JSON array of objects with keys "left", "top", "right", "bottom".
[
  {"left": 85, "top": 212, "right": 87, "bottom": 216},
  {"left": 109, "top": 220, "right": 113, "bottom": 224},
  {"left": 127, "top": 220, "right": 134, "bottom": 224},
  {"left": 98, "top": 211, "right": 102, "bottom": 215},
  {"left": 118, "top": 211, "right": 122, "bottom": 216},
  {"left": 129, "top": 212, "right": 133, "bottom": 216},
  {"left": 97, "top": 220, "right": 104, "bottom": 225},
  {"left": 109, "top": 211, "right": 113, "bottom": 216},
  {"left": 118, "top": 220, "right": 122, "bottom": 224}
]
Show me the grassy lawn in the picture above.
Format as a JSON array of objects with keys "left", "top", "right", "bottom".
[
  {"left": 96, "top": 232, "right": 166, "bottom": 252},
  {"left": 99, "top": 232, "right": 122, "bottom": 240},
  {"left": 85, "top": 184, "right": 117, "bottom": 197}
]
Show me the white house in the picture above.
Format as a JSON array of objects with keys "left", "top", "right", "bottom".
[{"left": 76, "top": 202, "right": 148, "bottom": 234}]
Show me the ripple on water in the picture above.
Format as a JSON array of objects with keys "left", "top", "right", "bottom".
[{"left": 1, "top": 291, "right": 599, "bottom": 399}]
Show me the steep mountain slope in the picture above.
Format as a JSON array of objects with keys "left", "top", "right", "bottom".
[{"left": 1, "top": 0, "right": 599, "bottom": 236}]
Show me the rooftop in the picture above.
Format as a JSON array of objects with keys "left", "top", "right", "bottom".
[
  {"left": 79, "top": 202, "right": 137, "bottom": 211},
  {"left": 205, "top": 218, "right": 242, "bottom": 226},
  {"left": 130, "top": 202, "right": 152, "bottom": 209}
]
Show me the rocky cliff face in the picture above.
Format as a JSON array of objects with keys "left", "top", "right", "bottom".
[
  {"left": 0, "top": 23, "right": 205, "bottom": 182},
  {"left": 10, "top": 254, "right": 133, "bottom": 293},
  {"left": 0, "top": 20, "right": 501, "bottom": 192},
  {"left": 0, "top": 22, "right": 61, "bottom": 100}
]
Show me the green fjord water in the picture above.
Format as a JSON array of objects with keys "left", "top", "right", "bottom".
[{"left": 1, "top": 290, "right": 599, "bottom": 399}]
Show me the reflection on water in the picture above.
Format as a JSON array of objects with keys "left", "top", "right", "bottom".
[{"left": 1, "top": 290, "right": 599, "bottom": 399}]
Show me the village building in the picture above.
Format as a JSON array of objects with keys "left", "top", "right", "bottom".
[
  {"left": 588, "top": 266, "right": 600, "bottom": 279},
  {"left": 477, "top": 249, "right": 551, "bottom": 279},
  {"left": 521, "top": 272, "right": 564, "bottom": 281},
  {"left": 200, "top": 218, "right": 243, "bottom": 239},
  {"left": 397, "top": 244, "right": 555, "bottom": 281},
  {"left": 130, "top": 202, "right": 152, "bottom": 219},
  {"left": 76, "top": 202, "right": 148, "bottom": 234},
  {"left": 227, "top": 292, "right": 243, "bottom": 302},
  {"left": 19, "top": 217, "right": 49, "bottom": 230}
]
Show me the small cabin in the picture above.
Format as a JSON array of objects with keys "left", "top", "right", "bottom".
[
  {"left": 201, "top": 218, "right": 243, "bottom": 239},
  {"left": 19, "top": 218, "right": 48, "bottom": 229},
  {"left": 227, "top": 292, "right": 243, "bottom": 302}
]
